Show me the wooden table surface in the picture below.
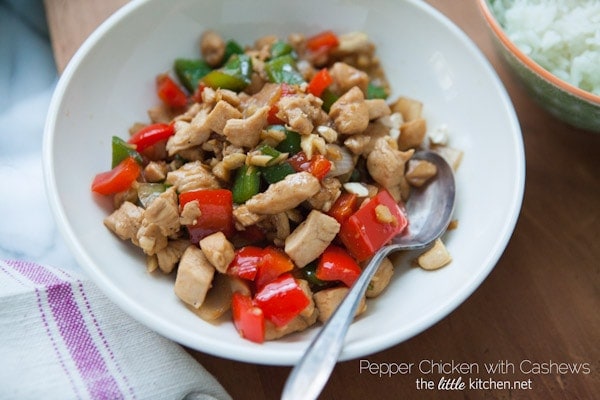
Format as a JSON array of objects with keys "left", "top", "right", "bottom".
[{"left": 45, "top": 1, "right": 599, "bottom": 398}]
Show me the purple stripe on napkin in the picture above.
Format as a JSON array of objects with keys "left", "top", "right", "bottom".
[{"left": 6, "top": 260, "right": 126, "bottom": 400}]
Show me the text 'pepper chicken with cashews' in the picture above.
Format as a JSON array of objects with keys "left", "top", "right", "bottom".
[{"left": 91, "top": 30, "right": 462, "bottom": 343}]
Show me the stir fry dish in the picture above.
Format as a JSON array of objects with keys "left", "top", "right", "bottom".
[{"left": 91, "top": 30, "right": 460, "bottom": 343}]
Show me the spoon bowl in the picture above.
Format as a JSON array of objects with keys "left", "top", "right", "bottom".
[
  {"left": 394, "top": 151, "right": 456, "bottom": 249},
  {"left": 282, "top": 150, "right": 456, "bottom": 400}
]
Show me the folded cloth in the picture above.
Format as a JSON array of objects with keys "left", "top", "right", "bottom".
[{"left": 0, "top": 259, "right": 231, "bottom": 400}]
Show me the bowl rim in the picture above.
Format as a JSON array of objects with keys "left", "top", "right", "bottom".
[
  {"left": 477, "top": 0, "right": 600, "bottom": 105},
  {"left": 43, "top": 0, "right": 525, "bottom": 365}
]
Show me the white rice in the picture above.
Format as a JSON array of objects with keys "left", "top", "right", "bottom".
[{"left": 491, "top": 0, "right": 600, "bottom": 95}]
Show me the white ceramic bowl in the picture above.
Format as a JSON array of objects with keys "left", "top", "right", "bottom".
[{"left": 43, "top": 0, "right": 524, "bottom": 365}]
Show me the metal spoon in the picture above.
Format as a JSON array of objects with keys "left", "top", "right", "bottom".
[{"left": 281, "top": 150, "right": 456, "bottom": 400}]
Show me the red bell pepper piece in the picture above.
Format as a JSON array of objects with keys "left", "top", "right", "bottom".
[
  {"left": 254, "top": 273, "right": 310, "bottom": 327},
  {"left": 227, "top": 246, "right": 263, "bottom": 281},
  {"left": 255, "top": 246, "right": 295, "bottom": 288},
  {"left": 339, "top": 190, "right": 408, "bottom": 261},
  {"left": 307, "top": 154, "right": 331, "bottom": 180},
  {"left": 127, "top": 123, "right": 175, "bottom": 152},
  {"left": 288, "top": 152, "right": 331, "bottom": 180},
  {"left": 307, "top": 68, "right": 333, "bottom": 97},
  {"left": 327, "top": 192, "right": 358, "bottom": 224},
  {"left": 179, "top": 189, "right": 234, "bottom": 243},
  {"left": 91, "top": 156, "right": 141, "bottom": 195},
  {"left": 156, "top": 74, "right": 188, "bottom": 108},
  {"left": 316, "top": 245, "right": 362, "bottom": 287},
  {"left": 287, "top": 151, "right": 310, "bottom": 172},
  {"left": 191, "top": 82, "right": 207, "bottom": 103},
  {"left": 267, "top": 83, "right": 295, "bottom": 124},
  {"left": 237, "top": 224, "right": 267, "bottom": 245},
  {"left": 267, "top": 105, "right": 284, "bottom": 125},
  {"left": 231, "top": 292, "right": 265, "bottom": 343},
  {"left": 306, "top": 30, "right": 339, "bottom": 53}
]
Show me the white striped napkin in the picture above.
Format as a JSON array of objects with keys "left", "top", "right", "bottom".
[{"left": 0, "top": 259, "right": 231, "bottom": 400}]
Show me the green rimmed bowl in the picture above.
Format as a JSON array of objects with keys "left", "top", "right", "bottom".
[{"left": 478, "top": 0, "right": 600, "bottom": 133}]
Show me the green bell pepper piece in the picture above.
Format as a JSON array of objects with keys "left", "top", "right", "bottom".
[
  {"left": 273, "top": 126, "right": 301, "bottom": 155},
  {"left": 296, "top": 261, "right": 336, "bottom": 291},
  {"left": 260, "top": 162, "right": 296, "bottom": 184},
  {"left": 264, "top": 54, "right": 305, "bottom": 85},
  {"left": 232, "top": 164, "right": 261, "bottom": 204},
  {"left": 366, "top": 82, "right": 388, "bottom": 99},
  {"left": 270, "top": 40, "right": 294, "bottom": 59},
  {"left": 202, "top": 54, "right": 252, "bottom": 91},
  {"left": 320, "top": 88, "right": 339, "bottom": 113},
  {"left": 223, "top": 39, "right": 244, "bottom": 64},
  {"left": 259, "top": 144, "right": 284, "bottom": 165},
  {"left": 173, "top": 59, "right": 212, "bottom": 92},
  {"left": 112, "top": 136, "right": 142, "bottom": 168}
]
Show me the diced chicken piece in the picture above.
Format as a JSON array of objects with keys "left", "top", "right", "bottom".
[
  {"left": 240, "top": 82, "right": 281, "bottom": 115},
  {"left": 223, "top": 106, "right": 270, "bottom": 148},
  {"left": 329, "top": 62, "right": 369, "bottom": 94},
  {"left": 156, "top": 239, "right": 191, "bottom": 274},
  {"left": 329, "top": 87, "right": 369, "bottom": 135},
  {"left": 334, "top": 32, "right": 372, "bottom": 55},
  {"left": 203, "top": 87, "right": 242, "bottom": 108},
  {"left": 166, "top": 106, "right": 212, "bottom": 155},
  {"left": 179, "top": 200, "right": 201, "bottom": 226},
  {"left": 314, "top": 287, "right": 366, "bottom": 323},
  {"left": 253, "top": 35, "right": 278, "bottom": 60},
  {"left": 391, "top": 96, "right": 423, "bottom": 122},
  {"left": 174, "top": 246, "right": 216, "bottom": 308},
  {"left": 200, "top": 30, "right": 225, "bottom": 67},
  {"left": 354, "top": 120, "right": 391, "bottom": 155},
  {"left": 143, "top": 161, "right": 168, "bottom": 182},
  {"left": 365, "top": 99, "right": 391, "bottom": 120},
  {"left": 199, "top": 232, "right": 235, "bottom": 274},
  {"left": 135, "top": 187, "right": 181, "bottom": 255},
  {"left": 275, "top": 93, "right": 325, "bottom": 135},
  {"left": 367, "top": 137, "right": 414, "bottom": 188},
  {"left": 258, "top": 213, "right": 290, "bottom": 246},
  {"left": 147, "top": 104, "right": 175, "bottom": 124},
  {"left": 398, "top": 118, "right": 427, "bottom": 150},
  {"left": 136, "top": 222, "right": 168, "bottom": 256},
  {"left": 201, "top": 86, "right": 218, "bottom": 105},
  {"left": 173, "top": 102, "right": 204, "bottom": 122},
  {"left": 264, "top": 280, "right": 318, "bottom": 340},
  {"left": 204, "top": 100, "right": 243, "bottom": 135},
  {"left": 405, "top": 159, "right": 437, "bottom": 187},
  {"left": 103, "top": 201, "right": 144, "bottom": 245},
  {"left": 112, "top": 186, "right": 138, "bottom": 214},
  {"left": 165, "top": 160, "right": 220, "bottom": 193},
  {"left": 146, "top": 255, "right": 159, "bottom": 273},
  {"left": 175, "top": 147, "right": 204, "bottom": 162},
  {"left": 284, "top": 210, "right": 340, "bottom": 268},
  {"left": 366, "top": 257, "right": 394, "bottom": 298},
  {"left": 245, "top": 172, "right": 321, "bottom": 214},
  {"left": 343, "top": 134, "right": 371, "bottom": 155},
  {"left": 216, "top": 88, "right": 241, "bottom": 107},
  {"left": 232, "top": 204, "right": 264, "bottom": 228},
  {"left": 417, "top": 238, "right": 452, "bottom": 270},
  {"left": 307, "top": 177, "right": 342, "bottom": 212},
  {"left": 142, "top": 187, "right": 180, "bottom": 237}
]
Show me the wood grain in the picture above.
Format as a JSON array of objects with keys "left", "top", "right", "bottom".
[
  {"left": 44, "top": 0, "right": 600, "bottom": 398},
  {"left": 44, "top": 0, "right": 130, "bottom": 72}
]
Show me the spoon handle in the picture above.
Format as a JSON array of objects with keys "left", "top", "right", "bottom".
[{"left": 281, "top": 246, "right": 394, "bottom": 400}]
